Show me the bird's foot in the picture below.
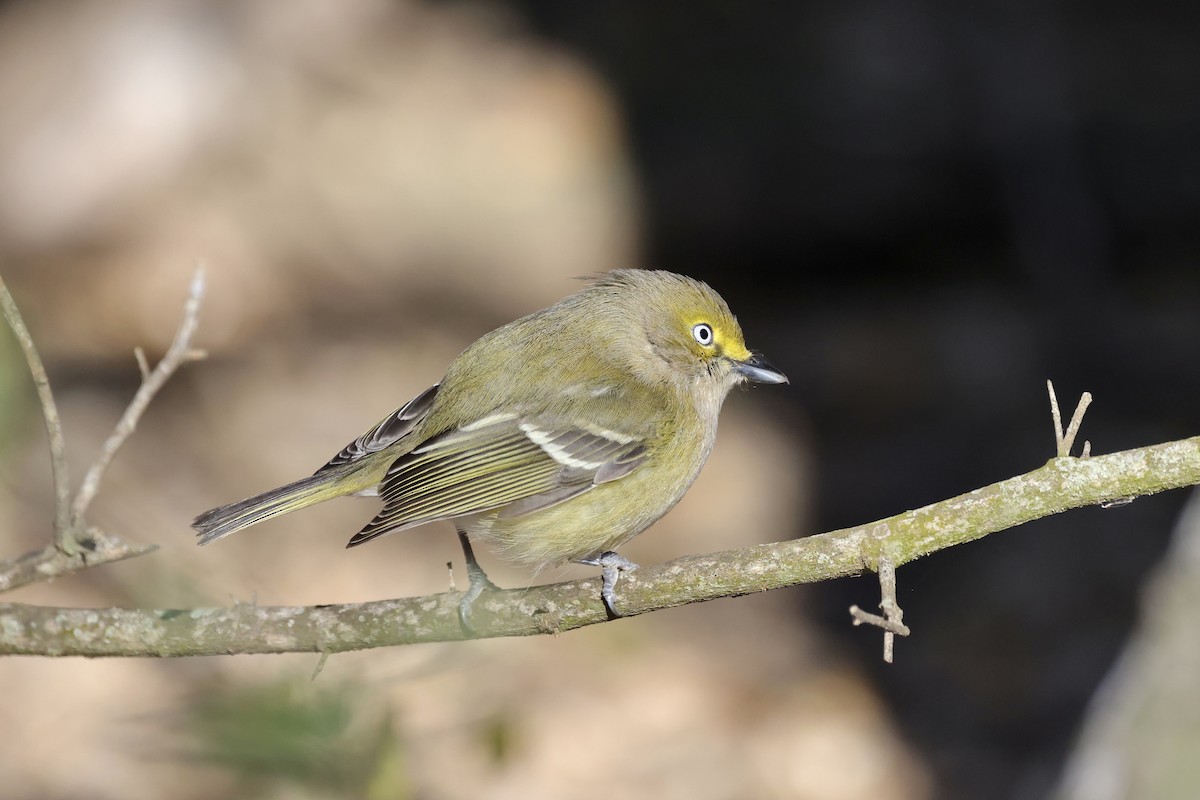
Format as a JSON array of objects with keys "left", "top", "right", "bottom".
[
  {"left": 578, "top": 551, "right": 639, "bottom": 619},
  {"left": 457, "top": 530, "right": 499, "bottom": 634}
]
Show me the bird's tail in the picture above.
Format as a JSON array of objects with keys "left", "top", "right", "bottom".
[{"left": 193, "top": 471, "right": 363, "bottom": 545}]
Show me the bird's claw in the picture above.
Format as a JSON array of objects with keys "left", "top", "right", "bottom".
[{"left": 579, "top": 551, "right": 639, "bottom": 619}]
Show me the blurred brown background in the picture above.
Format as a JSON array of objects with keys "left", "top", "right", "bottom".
[{"left": 1, "top": 1, "right": 1197, "bottom": 798}]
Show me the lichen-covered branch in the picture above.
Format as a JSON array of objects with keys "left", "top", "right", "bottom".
[{"left": 3, "top": 435, "right": 1198, "bottom": 657}]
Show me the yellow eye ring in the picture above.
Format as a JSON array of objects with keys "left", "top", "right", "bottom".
[{"left": 692, "top": 322, "right": 714, "bottom": 347}]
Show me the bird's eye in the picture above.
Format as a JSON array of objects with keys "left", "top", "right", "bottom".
[{"left": 692, "top": 322, "right": 714, "bottom": 347}]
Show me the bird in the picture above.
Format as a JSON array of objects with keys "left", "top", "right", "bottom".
[{"left": 192, "top": 269, "right": 787, "bottom": 623}]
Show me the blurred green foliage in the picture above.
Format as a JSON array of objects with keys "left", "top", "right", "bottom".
[
  {"left": 186, "top": 676, "right": 409, "bottom": 800},
  {"left": 481, "top": 711, "right": 519, "bottom": 765}
]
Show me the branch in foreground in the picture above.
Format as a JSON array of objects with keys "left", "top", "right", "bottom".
[
  {"left": 849, "top": 381, "right": 1096, "bottom": 662},
  {"left": 2, "top": 435, "right": 1198, "bottom": 657}
]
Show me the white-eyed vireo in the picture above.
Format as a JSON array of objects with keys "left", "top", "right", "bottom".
[{"left": 194, "top": 270, "right": 786, "bottom": 620}]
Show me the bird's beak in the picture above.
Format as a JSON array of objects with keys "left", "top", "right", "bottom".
[{"left": 733, "top": 352, "right": 788, "bottom": 384}]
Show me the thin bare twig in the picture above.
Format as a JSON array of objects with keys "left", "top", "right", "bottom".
[
  {"left": 1049, "top": 380, "right": 1063, "bottom": 451},
  {"left": 70, "top": 267, "right": 207, "bottom": 525},
  {"left": 1048, "top": 380, "right": 1093, "bottom": 458},
  {"left": 849, "top": 556, "right": 910, "bottom": 662},
  {"left": 0, "top": 275, "right": 74, "bottom": 549},
  {"left": 849, "top": 605, "right": 909, "bottom": 635},
  {"left": 134, "top": 347, "right": 151, "bottom": 382}
]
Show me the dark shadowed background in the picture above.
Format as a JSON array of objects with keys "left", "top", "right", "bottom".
[
  {"left": 0, "top": 1, "right": 1196, "bottom": 798},
  {"left": 512, "top": 3, "right": 1200, "bottom": 797}
]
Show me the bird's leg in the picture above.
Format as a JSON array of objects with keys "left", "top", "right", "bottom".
[
  {"left": 577, "top": 551, "right": 639, "bottom": 619},
  {"left": 456, "top": 528, "right": 499, "bottom": 632}
]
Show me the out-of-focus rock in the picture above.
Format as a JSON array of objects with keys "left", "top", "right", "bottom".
[
  {"left": 0, "top": 0, "right": 639, "bottom": 359},
  {"left": 1057, "top": 488, "right": 1200, "bottom": 800}
]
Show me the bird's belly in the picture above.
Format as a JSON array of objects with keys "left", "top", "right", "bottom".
[{"left": 465, "top": 452, "right": 704, "bottom": 566}]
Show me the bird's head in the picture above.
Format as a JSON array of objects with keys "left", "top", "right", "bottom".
[{"left": 594, "top": 270, "right": 787, "bottom": 410}]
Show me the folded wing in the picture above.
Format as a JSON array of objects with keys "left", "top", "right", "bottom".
[{"left": 347, "top": 416, "right": 648, "bottom": 546}]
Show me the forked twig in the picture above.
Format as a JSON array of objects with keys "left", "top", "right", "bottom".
[
  {"left": 1048, "top": 380, "right": 1092, "bottom": 458},
  {"left": 849, "top": 556, "right": 910, "bottom": 663}
]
